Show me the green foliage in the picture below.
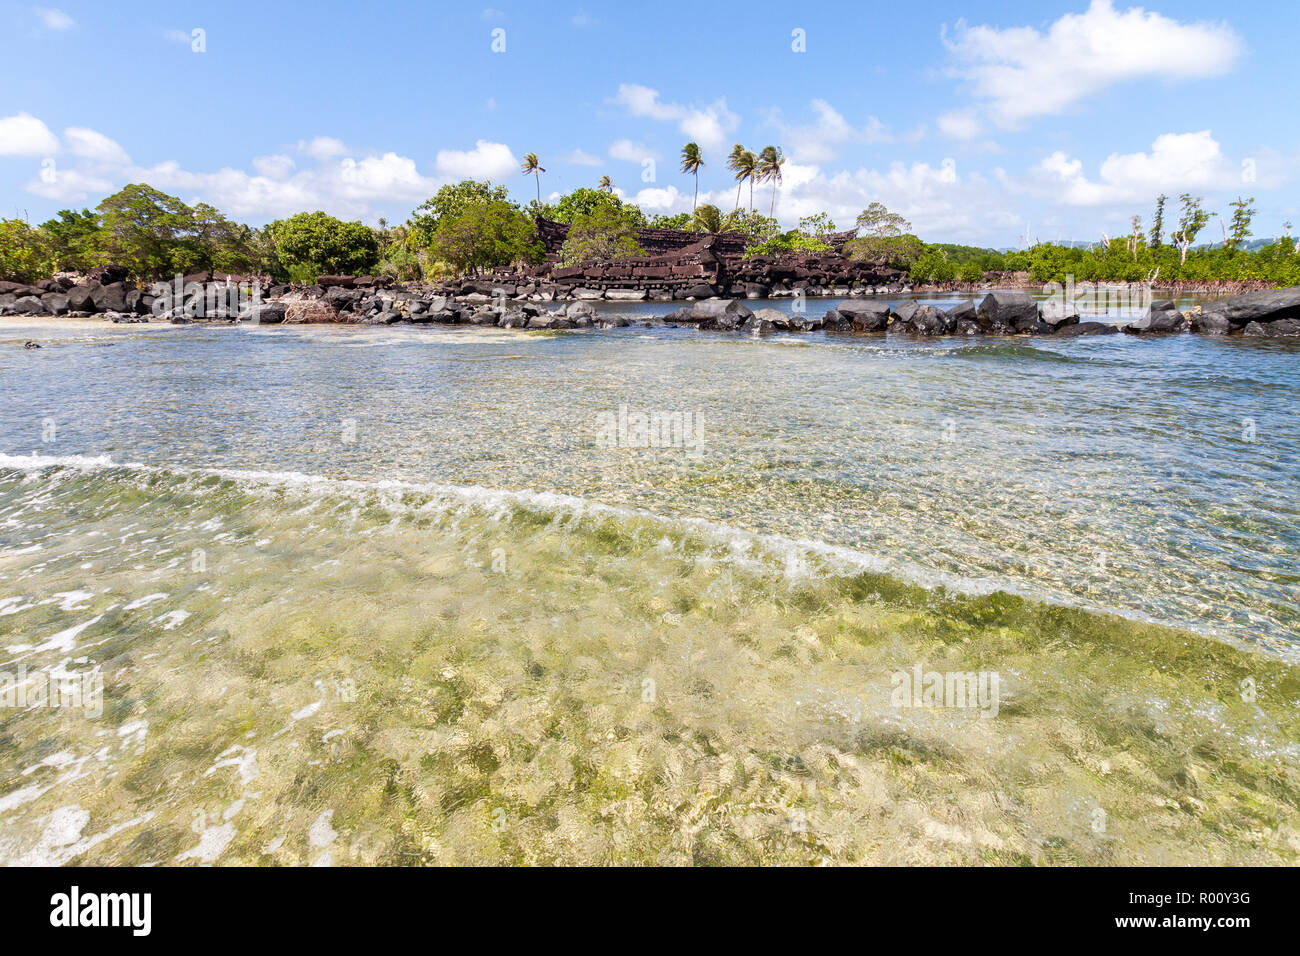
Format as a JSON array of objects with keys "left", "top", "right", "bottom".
[
  {"left": 558, "top": 204, "right": 645, "bottom": 266},
  {"left": 38, "top": 208, "right": 100, "bottom": 273},
  {"left": 648, "top": 212, "right": 694, "bottom": 230},
  {"left": 846, "top": 203, "right": 924, "bottom": 269},
  {"left": 408, "top": 181, "right": 512, "bottom": 245},
  {"left": 0, "top": 219, "right": 48, "bottom": 282},
  {"left": 430, "top": 199, "right": 543, "bottom": 275},
  {"left": 536, "top": 187, "right": 646, "bottom": 227},
  {"left": 1227, "top": 196, "right": 1256, "bottom": 251},
  {"left": 265, "top": 211, "right": 379, "bottom": 280}
]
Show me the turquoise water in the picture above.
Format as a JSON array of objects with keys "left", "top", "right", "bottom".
[{"left": 0, "top": 306, "right": 1297, "bottom": 865}]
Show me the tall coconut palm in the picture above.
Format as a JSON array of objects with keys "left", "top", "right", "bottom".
[
  {"left": 679, "top": 142, "right": 704, "bottom": 214},
  {"left": 521, "top": 153, "right": 546, "bottom": 205},
  {"left": 597, "top": 175, "right": 613, "bottom": 193},
  {"left": 758, "top": 145, "right": 785, "bottom": 218},
  {"left": 725, "top": 144, "right": 746, "bottom": 212},
  {"left": 733, "top": 149, "right": 759, "bottom": 213}
]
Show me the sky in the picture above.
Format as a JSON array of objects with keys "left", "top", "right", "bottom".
[{"left": 1, "top": 0, "right": 1297, "bottom": 247}]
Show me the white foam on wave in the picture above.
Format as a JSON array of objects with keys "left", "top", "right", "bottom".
[{"left": 0, "top": 450, "right": 1253, "bottom": 650}]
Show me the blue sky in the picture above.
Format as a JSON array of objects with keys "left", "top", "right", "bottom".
[{"left": 1, "top": 0, "right": 1297, "bottom": 246}]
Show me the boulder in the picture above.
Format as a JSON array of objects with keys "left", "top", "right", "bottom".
[
  {"left": 741, "top": 314, "right": 775, "bottom": 334},
  {"left": 688, "top": 299, "right": 753, "bottom": 323},
  {"left": 1241, "top": 318, "right": 1300, "bottom": 337},
  {"left": 1053, "top": 321, "right": 1119, "bottom": 337},
  {"left": 945, "top": 300, "right": 977, "bottom": 324},
  {"left": 603, "top": 288, "right": 646, "bottom": 301},
  {"left": 783, "top": 313, "right": 823, "bottom": 332},
  {"left": 904, "top": 305, "right": 951, "bottom": 336},
  {"left": 1040, "top": 299, "right": 1081, "bottom": 327},
  {"left": 86, "top": 264, "right": 129, "bottom": 285},
  {"left": 888, "top": 299, "right": 920, "bottom": 329},
  {"left": 91, "top": 283, "right": 127, "bottom": 313},
  {"left": 243, "top": 303, "right": 286, "bottom": 324},
  {"left": 678, "top": 283, "right": 717, "bottom": 300},
  {"left": 836, "top": 300, "right": 890, "bottom": 332},
  {"left": 1193, "top": 287, "right": 1300, "bottom": 327},
  {"left": 1192, "top": 312, "right": 1232, "bottom": 335},
  {"left": 570, "top": 287, "right": 604, "bottom": 300},
  {"left": 821, "top": 309, "right": 853, "bottom": 331},
  {"left": 977, "top": 291, "right": 1037, "bottom": 333},
  {"left": 499, "top": 309, "right": 529, "bottom": 328},
  {"left": 743, "top": 283, "right": 770, "bottom": 299},
  {"left": 316, "top": 275, "right": 356, "bottom": 289},
  {"left": 12, "top": 295, "right": 46, "bottom": 315},
  {"left": 565, "top": 301, "right": 596, "bottom": 318},
  {"left": 1125, "top": 308, "right": 1188, "bottom": 334},
  {"left": 40, "top": 292, "right": 70, "bottom": 315}
]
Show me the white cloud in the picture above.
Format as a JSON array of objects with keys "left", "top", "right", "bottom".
[
  {"left": 564, "top": 149, "right": 602, "bottom": 166},
  {"left": 335, "top": 153, "right": 437, "bottom": 201},
  {"left": 1029, "top": 130, "right": 1248, "bottom": 206},
  {"left": 25, "top": 166, "right": 114, "bottom": 202},
  {"left": 943, "top": 0, "right": 1243, "bottom": 127},
  {"left": 936, "top": 109, "right": 982, "bottom": 141},
  {"left": 765, "top": 100, "right": 894, "bottom": 163},
  {"left": 34, "top": 7, "right": 74, "bottom": 30},
  {"left": 608, "top": 139, "right": 655, "bottom": 163},
  {"left": 434, "top": 140, "right": 518, "bottom": 181},
  {"left": 0, "top": 112, "right": 60, "bottom": 156},
  {"left": 480, "top": 8, "right": 505, "bottom": 20},
  {"left": 299, "top": 136, "right": 348, "bottom": 159},
  {"left": 252, "top": 154, "right": 295, "bottom": 179},
  {"left": 64, "top": 127, "right": 131, "bottom": 165},
  {"left": 609, "top": 83, "right": 738, "bottom": 150}
]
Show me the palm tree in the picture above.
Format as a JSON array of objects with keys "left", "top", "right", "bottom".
[
  {"left": 679, "top": 142, "right": 704, "bottom": 214},
  {"left": 725, "top": 144, "right": 746, "bottom": 212},
  {"left": 734, "top": 149, "right": 759, "bottom": 213},
  {"left": 597, "top": 175, "right": 613, "bottom": 193},
  {"left": 521, "top": 153, "right": 545, "bottom": 205},
  {"left": 758, "top": 146, "right": 785, "bottom": 218}
]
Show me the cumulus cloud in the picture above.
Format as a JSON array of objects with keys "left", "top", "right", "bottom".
[
  {"left": 563, "top": 149, "right": 602, "bottom": 166},
  {"left": 34, "top": 7, "right": 74, "bottom": 30},
  {"left": 765, "top": 100, "right": 894, "bottom": 163},
  {"left": 943, "top": 0, "right": 1243, "bottom": 127},
  {"left": 64, "top": 127, "right": 131, "bottom": 165},
  {"left": 1028, "top": 130, "right": 1250, "bottom": 206},
  {"left": 0, "top": 112, "right": 60, "bottom": 156},
  {"left": 434, "top": 140, "right": 518, "bottom": 181},
  {"left": 299, "top": 136, "right": 348, "bottom": 159},
  {"left": 609, "top": 84, "right": 738, "bottom": 150},
  {"left": 936, "top": 109, "right": 982, "bottom": 141},
  {"left": 252, "top": 154, "right": 296, "bottom": 179},
  {"left": 608, "top": 139, "right": 655, "bottom": 163}
]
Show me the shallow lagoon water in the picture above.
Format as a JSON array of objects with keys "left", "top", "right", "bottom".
[{"left": 0, "top": 301, "right": 1297, "bottom": 865}]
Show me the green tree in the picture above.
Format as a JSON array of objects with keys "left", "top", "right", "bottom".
[
  {"left": 1172, "top": 193, "right": 1212, "bottom": 265},
  {"left": 679, "top": 142, "right": 704, "bottom": 214},
  {"left": 38, "top": 208, "right": 100, "bottom": 273},
  {"left": 266, "top": 211, "right": 380, "bottom": 281},
  {"left": 757, "top": 145, "right": 785, "bottom": 217},
  {"left": 430, "top": 200, "right": 543, "bottom": 275},
  {"left": 1150, "top": 194, "right": 1167, "bottom": 249},
  {"left": 597, "top": 175, "right": 613, "bottom": 193},
  {"left": 96, "top": 183, "right": 196, "bottom": 280},
  {"left": 0, "top": 219, "right": 48, "bottom": 282},
  {"left": 845, "top": 203, "right": 923, "bottom": 269},
  {"left": 558, "top": 204, "right": 645, "bottom": 266},
  {"left": 732, "top": 148, "right": 759, "bottom": 212},
  {"left": 409, "top": 180, "right": 513, "bottom": 244},
  {"left": 647, "top": 212, "right": 693, "bottom": 230},
  {"left": 725, "top": 144, "right": 746, "bottom": 212},
  {"left": 538, "top": 186, "right": 645, "bottom": 226},
  {"left": 1227, "top": 196, "right": 1256, "bottom": 251},
  {"left": 520, "top": 153, "right": 546, "bottom": 206}
]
